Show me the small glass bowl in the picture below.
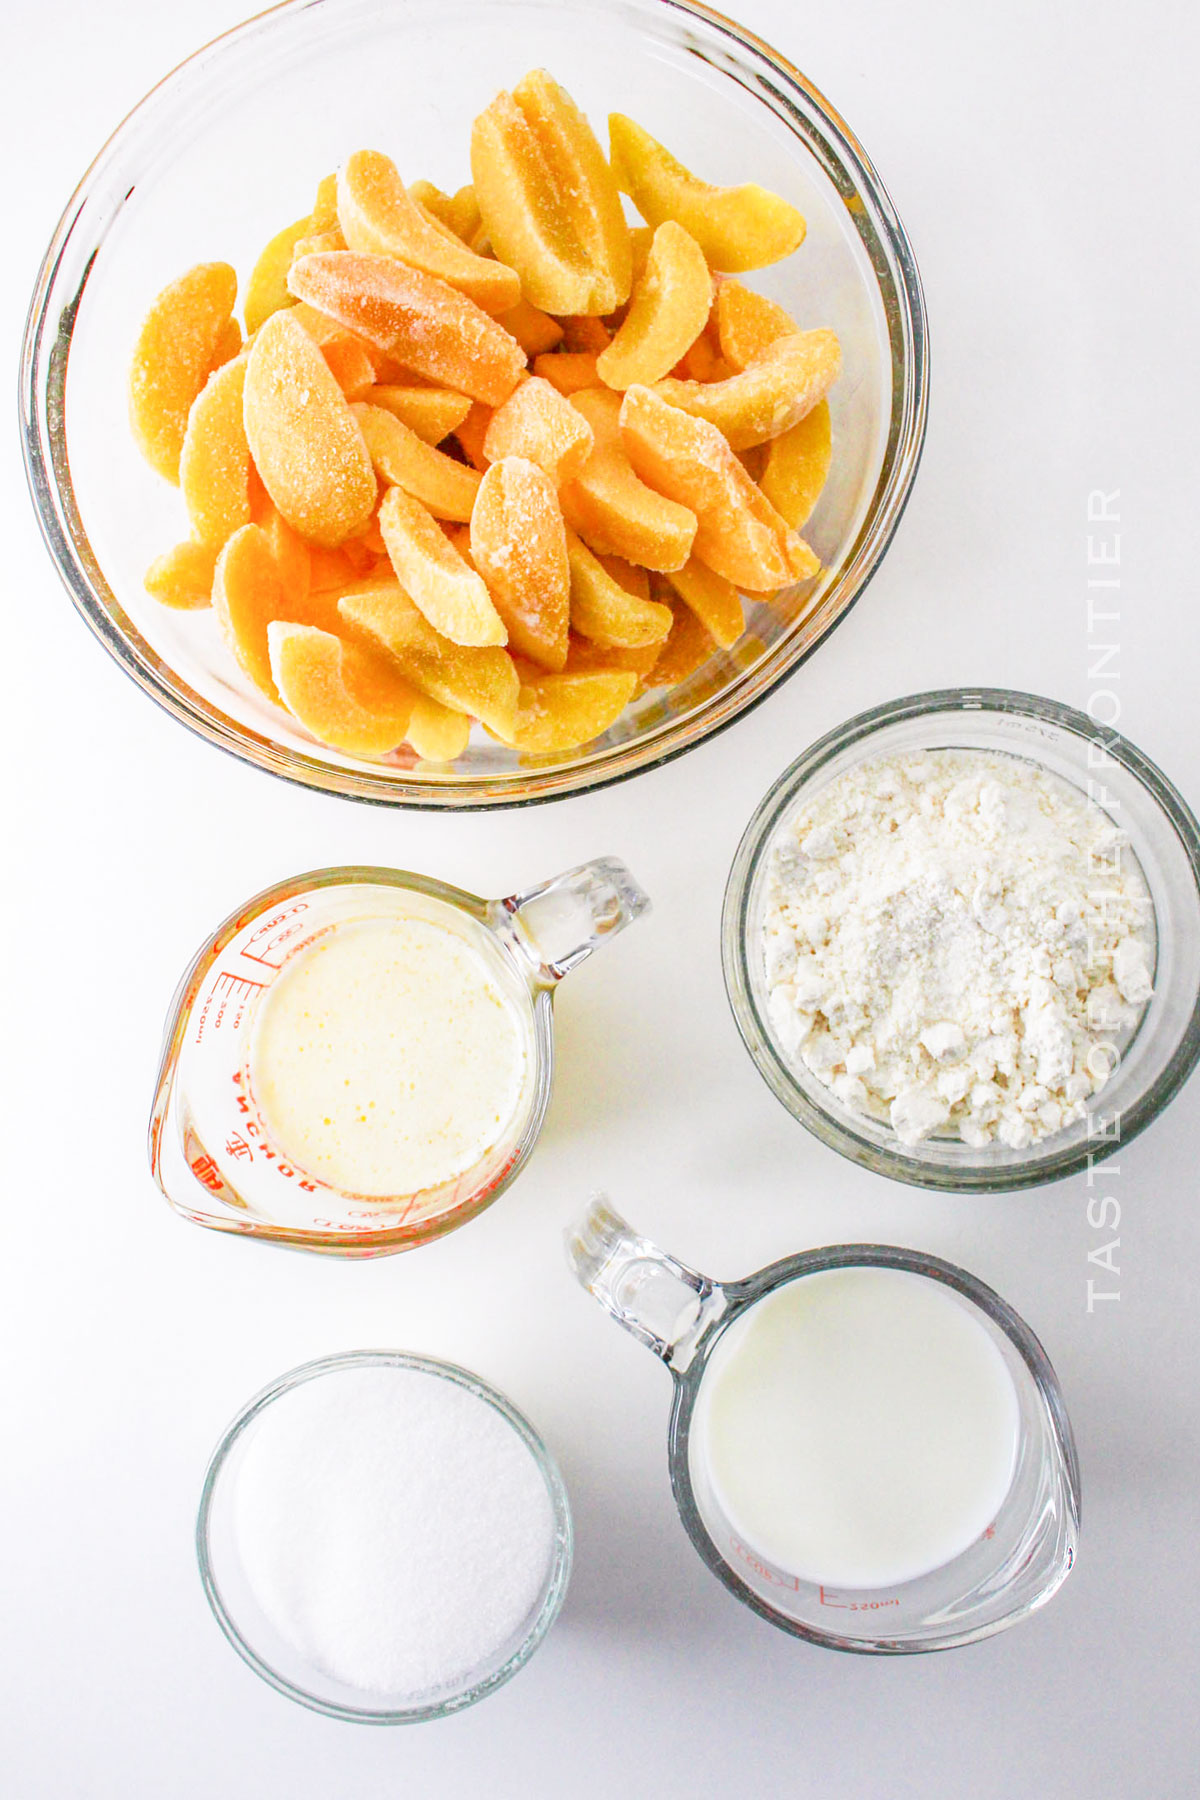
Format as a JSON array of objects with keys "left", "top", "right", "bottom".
[
  {"left": 722, "top": 688, "right": 1200, "bottom": 1191},
  {"left": 197, "top": 1351, "right": 573, "bottom": 1723},
  {"left": 20, "top": 0, "right": 927, "bottom": 809}
]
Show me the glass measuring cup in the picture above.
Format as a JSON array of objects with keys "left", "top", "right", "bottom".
[
  {"left": 568, "top": 1201, "right": 1079, "bottom": 1653},
  {"left": 150, "top": 860, "right": 648, "bottom": 1256}
]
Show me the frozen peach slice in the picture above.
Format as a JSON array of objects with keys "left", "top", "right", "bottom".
[
  {"left": 308, "top": 545, "right": 361, "bottom": 593},
  {"left": 268, "top": 621, "right": 417, "bottom": 755},
  {"left": 337, "top": 150, "right": 521, "bottom": 314},
  {"left": 244, "top": 217, "right": 310, "bottom": 336},
  {"left": 565, "top": 633, "right": 661, "bottom": 683},
  {"left": 338, "top": 579, "right": 519, "bottom": 737},
  {"left": 560, "top": 387, "right": 696, "bottom": 572},
  {"left": 455, "top": 401, "right": 494, "bottom": 471},
  {"left": 291, "top": 223, "right": 347, "bottom": 260},
  {"left": 608, "top": 115, "right": 806, "bottom": 272},
  {"left": 379, "top": 484, "right": 506, "bottom": 646},
  {"left": 288, "top": 251, "right": 525, "bottom": 405},
  {"left": 210, "top": 318, "right": 244, "bottom": 371},
  {"left": 144, "top": 539, "right": 217, "bottom": 610},
  {"left": 178, "top": 354, "right": 251, "bottom": 548},
  {"left": 654, "top": 329, "right": 841, "bottom": 450},
  {"left": 470, "top": 457, "right": 570, "bottom": 670},
  {"left": 215, "top": 516, "right": 342, "bottom": 641},
  {"left": 446, "top": 185, "right": 484, "bottom": 244},
  {"left": 242, "top": 311, "right": 376, "bottom": 548},
  {"left": 256, "top": 499, "right": 312, "bottom": 608},
  {"left": 646, "top": 598, "right": 716, "bottom": 686},
  {"left": 410, "top": 180, "right": 483, "bottom": 246},
  {"left": 287, "top": 303, "right": 394, "bottom": 386},
  {"left": 129, "top": 262, "right": 238, "bottom": 482},
  {"left": 213, "top": 523, "right": 289, "bottom": 701},
  {"left": 619, "top": 384, "right": 816, "bottom": 589},
  {"left": 628, "top": 225, "right": 655, "bottom": 283},
  {"left": 512, "top": 669, "right": 638, "bottom": 752},
  {"left": 366, "top": 383, "right": 472, "bottom": 444},
  {"left": 597, "top": 221, "right": 712, "bottom": 390},
  {"left": 408, "top": 179, "right": 453, "bottom": 224},
  {"left": 286, "top": 299, "right": 360, "bottom": 348},
  {"left": 406, "top": 694, "right": 472, "bottom": 762},
  {"left": 310, "top": 173, "right": 340, "bottom": 232},
  {"left": 512, "top": 70, "right": 632, "bottom": 312},
  {"left": 320, "top": 335, "right": 377, "bottom": 399},
  {"left": 715, "top": 279, "right": 797, "bottom": 370},
  {"left": 561, "top": 315, "right": 612, "bottom": 354},
  {"left": 596, "top": 553, "right": 650, "bottom": 601},
  {"left": 353, "top": 402, "right": 481, "bottom": 521},
  {"left": 759, "top": 399, "right": 832, "bottom": 531},
  {"left": 471, "top": 91, "right": 594, "bottom": 315},
  {"left": 566, "top": 530, "right": 672, "bottom": 648},
  {"left": 662, "top": 556, "right": 744, "bottom": 648},
  {"left": 531, "top": 351, "right": 601, "bottom": 396},
  {"left": 497, "top": 296, "right": 563, "bottom": 356},
  {"left": 673, "top": 332, "right": 730, "bottom": 384},
  {"left": 483, "top": 377, "right": 594, "bottom": 483}
]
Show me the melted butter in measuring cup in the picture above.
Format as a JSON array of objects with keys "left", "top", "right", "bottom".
[
  {"left": 692, "top": 1267, "right": 1021, "bottom": 1591},
  {"left": 248, "top": 911, "right": 532, "bottom": 1199}
]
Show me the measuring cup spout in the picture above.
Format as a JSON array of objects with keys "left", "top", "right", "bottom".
[
  {"left": 495, "top": 857, "right": 650, "bottom": 984},
  {"left": 566, "top": 1199, "right": 726, "bottom": 1373}
]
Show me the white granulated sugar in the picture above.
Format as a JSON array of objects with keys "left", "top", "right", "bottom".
[
  {"left": 233, "top": 1365, "right": 556, "bottom": 1699},
  {"left": 761, "top": 748, "right": 1155, "bottom": 1148}
]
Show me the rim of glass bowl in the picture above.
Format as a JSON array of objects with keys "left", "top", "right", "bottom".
[
  {"left": 196, "top": 1350, "right": 574, "bottom": 1724},
  {"left": 19, "top": 0, "right": 928, "bottom": 811},
  {"left": 721, "top": 687, "right": 1200, "bottom": 1192}
]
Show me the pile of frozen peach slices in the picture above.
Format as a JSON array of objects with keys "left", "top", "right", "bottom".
[{"left": 129, "top": 70, "right": 841, "bottom": 763}]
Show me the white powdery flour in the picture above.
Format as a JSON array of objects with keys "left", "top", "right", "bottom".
[
  {"left": 233, "top": 1365, "right": 556, "bottom": 1699},
  {"left": 760, "top": 748, "right": 1155, "bottom": 1148}
]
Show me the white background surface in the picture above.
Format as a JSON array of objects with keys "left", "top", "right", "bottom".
[{"left": 4, "top": 1, "right": 1199, "bottom": 1793}]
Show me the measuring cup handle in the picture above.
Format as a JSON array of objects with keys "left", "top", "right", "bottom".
[
  {"left": 566, "top": 1198, "right": 724, "bottom": 1371},
  {"left": 495, "top": 857, "right": 650, "bottom": 984}
]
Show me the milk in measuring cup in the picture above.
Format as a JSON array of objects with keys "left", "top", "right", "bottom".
[
  {"left": 249, "top": 913, "right": 532, "bottom": 1198},
  {"left": 693, "top": 1268, "right": 1021, "bottom": 1589}
]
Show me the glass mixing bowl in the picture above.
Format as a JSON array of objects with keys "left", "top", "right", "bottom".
[
  {"left": 723, "top": 689, "right": 1200, "bottom": 1191},
  {"left": 197, "top": 1351, "right": 573, "bottom": 1722},
  {"left": 21, "top": 0, "right": 927, "bottom": 808}
]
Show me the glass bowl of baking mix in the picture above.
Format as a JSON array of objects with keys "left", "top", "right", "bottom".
[
  {"left": 21, "top": 0, "right": 926, "bottom": 808},
  {"left": 723, "top": 689, "right": 1200, "bottom": 1191}
]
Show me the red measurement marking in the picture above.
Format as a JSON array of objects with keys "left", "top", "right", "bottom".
[
  {"left": 729, "top": 1537, "right": 800, "bottom": 1591},
  {"left": 239, "top": 903, "right": 310, "bottom": 969},
  {"left": 189, "top": 1153, "right": 224, "bottom": 1194},
  {"left": 200, "top": 967, "right": 269, "bottom": 1036},
  {"left": 212, "top": 969, "right": 268, "bottom": 1002},
  {"left": 818, "top": 1587, "right": 900, "bottom": 1611}
]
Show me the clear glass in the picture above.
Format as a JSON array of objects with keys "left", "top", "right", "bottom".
[
  {"left": 20, "top": 0, "right": 927, "bottom": 809},
  {"left": 722, "top": 688, "right": 1200, "bottom": 1191},
  {"left": 150, "top": 856, "right": 649, "bottom": 1254},
  {"left": 567, "top": 1200, "right": 1079, "bottom": 1653},
  {"left": 197, "top": 1351, "right": 573, "bottom": 1721}
]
